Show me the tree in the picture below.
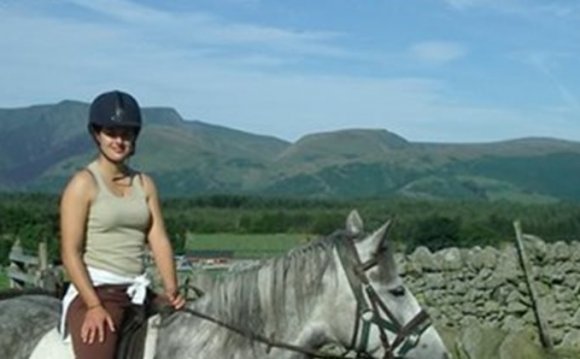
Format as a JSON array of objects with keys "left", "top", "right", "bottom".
[{"left": 411, "top": 215, "right": 462, "bottom": 251}]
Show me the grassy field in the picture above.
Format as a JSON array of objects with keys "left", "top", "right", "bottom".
[{"left": 185, "top": 233, "right": 313, "bottom": 258}]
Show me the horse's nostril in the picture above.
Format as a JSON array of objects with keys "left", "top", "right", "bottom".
[{"left": 442, "top": 353, "right": 452, "bottom": 359}]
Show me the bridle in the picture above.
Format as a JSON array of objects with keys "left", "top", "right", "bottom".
[{"left": 335, "top": 234, "right": 433, "bottom": 359}]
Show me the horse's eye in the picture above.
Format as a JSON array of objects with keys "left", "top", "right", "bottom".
[{"left": 389, "top": 286, "right": 406, "bottom": 297}]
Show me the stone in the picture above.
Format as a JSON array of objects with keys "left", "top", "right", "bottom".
[
  {"left": 548, "top": 311, "right": 572, "bottom": 329},
  {"left": 456, "top": 322, "right": 506, "bottom": 359},
  {"left": 481, "top": 246, "right": 499, "bottom": 269},
  {"left": 518, "top": 281, "right": 528, "bottom": 294},
  {"left": 564, "top": 272, "right": 580, "bottom": 290},
  {"left": 491, "top": 284, "right": 513, "bottom": 304},
  {"left": 494, "top": 249, "right": 522, "bottom": 282},
  {"left": 550, "top": 272, "right": 566, "bottom": 285},
  {"left": 523, "top": 235, "right": 547, "bottom": 262},
  {"left": 506, "top": 289, "right": 527, "bottom": 305},
  {"left": 574, "top": 283, "right": 580, "bottom": 296},
  {"left": 484, "top": 300, "right": 500, "bottom": 313},
  {"left": 522, "top": 310, "right": 535, "bottom": 325},
  {"left": 465, "top": 246, "right": 483, "bottom": 272},
  {"left": 558, "top": 261, "right": 575, "bottom": 274},
  {"left": 537, "top": 295, "right": 557, "bottom": 322},
  {"left": 409, "top": 246, "right": 437, "bottom": 272},
  {"left": 561, "top": 329, "right": 580, "bottom": 351},
  {"left": 459, "top": 315, "right": 479, "bottom": 328},
  {"left": 404, "top": 260, "right": 422, "bottom": 276},
  {"left": 434, "top": 325, "right": 460, "bottom": 357},
  {"left": 464, "top": 289, "right": 480, "bottom": 304},
  {"left": 551, "top": 327, "right": 565, "bottom": 345},
  {"left": 572, "top": 308, "right": 580, "bottom": 329},
  {"left": 534, "top": 281, "right": 551, "bottom": 297},
  {"left": 424, "top": 273, "right": 446, "bottom": 289},
  {"left": 462, "top": 302, "right": 478, "bottom": 316},
  {"left": 570, "top": 242, "right": 580, "bottom": 262},
  {"left": 498, "top": 331, "right": 545, "bottom": 359},
  {"left": 439, "top": 247, "right": 463, "bottom": 271},
  {"left": 554, "top": 285, "right": 576, "bottom": 303},
  {"left": 556, "top": 301, "right": 575, "bottom": 313},
  {"left": 475, "top": 268, "right": 494, "bottom": 289},
  {"left": 506, "top": 301, "right": 528, "bottom": 314},
  {"left": 501, "top": 315, "right": 525, "bottom": 333},
  {"left": 547, "top": 241, "right": 571, "bottom": 262},
  {"left": 451, "top": 281, "right": 468, "bottom": 296}
]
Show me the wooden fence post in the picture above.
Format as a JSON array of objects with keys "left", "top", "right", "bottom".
[
  {"left": 8, "top": 239, "right": 61, "bottom": 294},
  {"left": 38, "top": 240, "right": 48, "bottom": 272},
  {"left": 513, "top": 220, "right": 553, "bottom": 350},
  {"left": 8, "top": 240, "right": 37, "bottom": 289}
]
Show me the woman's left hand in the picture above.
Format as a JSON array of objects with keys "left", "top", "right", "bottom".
[{"left": 165, "top": 289, "right": 186, "bottom": 310}]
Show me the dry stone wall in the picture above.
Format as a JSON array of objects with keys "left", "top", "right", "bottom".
[{"left": 397, "top": 238, "right": 580, "bottom": 349}]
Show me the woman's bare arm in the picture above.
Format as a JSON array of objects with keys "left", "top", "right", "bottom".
[
  {"left": 142, "top": 174, "right": 184, "bottom": 308},
  {"left": 60, "top": 171, "right": 100, "bottom": 308}
]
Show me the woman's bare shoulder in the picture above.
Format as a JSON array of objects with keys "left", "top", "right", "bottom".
[
  {"left": 62, "top": 169, "right": 97, "bottom": 201},
  {"left": 136, "top": 172, "right": 158, "bottom": 194}
]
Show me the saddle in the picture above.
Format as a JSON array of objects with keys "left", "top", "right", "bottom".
[{"left": 115, "top": 290, "right": 160, "bottom": 359}]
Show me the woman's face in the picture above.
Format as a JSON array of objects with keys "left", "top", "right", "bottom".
[{"left": 96, "top": 127, "right": 137, "bottom": 162}]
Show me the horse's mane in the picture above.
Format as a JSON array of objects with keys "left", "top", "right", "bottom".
[{"left": 192, "top": 231, "right": 348, "bottom": 344}]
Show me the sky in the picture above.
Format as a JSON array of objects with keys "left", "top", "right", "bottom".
[{"left": 1, "top": 0, "right": 579, "bottom": 143}]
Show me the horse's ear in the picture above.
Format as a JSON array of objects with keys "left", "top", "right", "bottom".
[
  {"left": 346, "top": 210, "right": 364, "bottom": 235},
  {"left": 367, "top": 220, "right": 392, "bottom": 254}
]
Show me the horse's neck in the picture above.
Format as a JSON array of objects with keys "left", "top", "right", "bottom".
[
  {"left": 196, "top": 261, "right": 331, "bottom": 349},
  {"left": 157, "top": 245, "right": 341, "bottom": 358},
  {"left": 207, "top": 268, "right": 316, "bottom": 335}
]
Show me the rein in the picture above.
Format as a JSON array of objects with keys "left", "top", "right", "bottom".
[
  {"left": 173, "top": 306, "right": 347, "bottom": 359},
  {"left": 169, "top": 233, "right": 431, "bottom": 359}
]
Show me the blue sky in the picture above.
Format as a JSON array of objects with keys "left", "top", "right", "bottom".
[{"left": 1, "top": 0, "right": 579, "bottom": 143}]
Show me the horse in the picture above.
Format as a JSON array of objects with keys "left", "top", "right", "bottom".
[{"left": 0, "top": 210, "right": 450, "bottom": 358}]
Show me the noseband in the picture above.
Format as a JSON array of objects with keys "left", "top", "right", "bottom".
[{"left": 336, "top": 235, "right": 432, "bottom": 359}]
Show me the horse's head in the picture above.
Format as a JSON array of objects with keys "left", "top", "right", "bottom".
[{"left": 329, "top": 210, "right": 450, "bottom": 359}]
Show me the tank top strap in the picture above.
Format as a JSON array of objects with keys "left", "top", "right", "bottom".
[
  {"left": 86, "top": 161, "right": 107, "bottom": 194},
  {"left": 129, "top": 170, "right": 147, "bottom": 198}
]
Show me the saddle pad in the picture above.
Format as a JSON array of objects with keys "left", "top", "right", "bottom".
[{"left": 29, "top": 315, "right": 160, "bottom": 359}]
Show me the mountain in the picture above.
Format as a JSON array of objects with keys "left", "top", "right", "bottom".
[{"left": 1, "top": 100, "right": 580, "bottom": 202}]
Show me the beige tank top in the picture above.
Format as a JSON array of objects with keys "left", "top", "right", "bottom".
[{"left": 83, "top": 161, "right": 151, "bottom": 276}]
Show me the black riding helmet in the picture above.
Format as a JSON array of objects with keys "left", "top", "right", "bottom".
[
  {"left": 88, "top": 90, "right": 142, "bottom": 135},
  {"left": 88, "top": 90, "right": 142, "bottom": 157}
]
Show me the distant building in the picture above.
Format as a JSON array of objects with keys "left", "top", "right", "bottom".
[{"left": 185, "top": 250, "right": 235, "bottom": 266}]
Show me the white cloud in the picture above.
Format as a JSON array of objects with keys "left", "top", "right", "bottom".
[
  {"left": 64, "top": 0, "right": 348, "bottom": 59},
  {"left": 408, "top": 41, "right": 467, "bottom": 65},
  {"left": 0, "top": 0, "right": 360, "bottom": 105},
  {"left": 66, "top": 0, "right": 171, "bottom": 23}
]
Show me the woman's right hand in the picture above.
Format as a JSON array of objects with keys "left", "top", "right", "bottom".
[{"left": 81, "top": 304, "right": 116, "bottom": 344}]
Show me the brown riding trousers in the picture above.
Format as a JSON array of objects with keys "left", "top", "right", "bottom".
[{"left": 66, "top": 285, "right": 134, "bottom": 359}]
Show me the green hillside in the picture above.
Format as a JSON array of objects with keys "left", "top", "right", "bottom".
[{"left": 1, "top": 100, "right": 580, "bottom": 202}]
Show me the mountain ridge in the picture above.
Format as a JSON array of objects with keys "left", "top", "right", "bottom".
[{"left": 1, "top": 100, "right": 579, "bottom": 202}]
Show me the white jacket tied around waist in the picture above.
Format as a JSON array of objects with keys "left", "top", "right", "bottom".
[{"left": 60, "top": 266, "right": 150, "bottom": 340}]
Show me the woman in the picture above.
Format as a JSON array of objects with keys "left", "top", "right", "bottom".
[{"left": 60, "top": 90, "right": 185, "bottom": 358}]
